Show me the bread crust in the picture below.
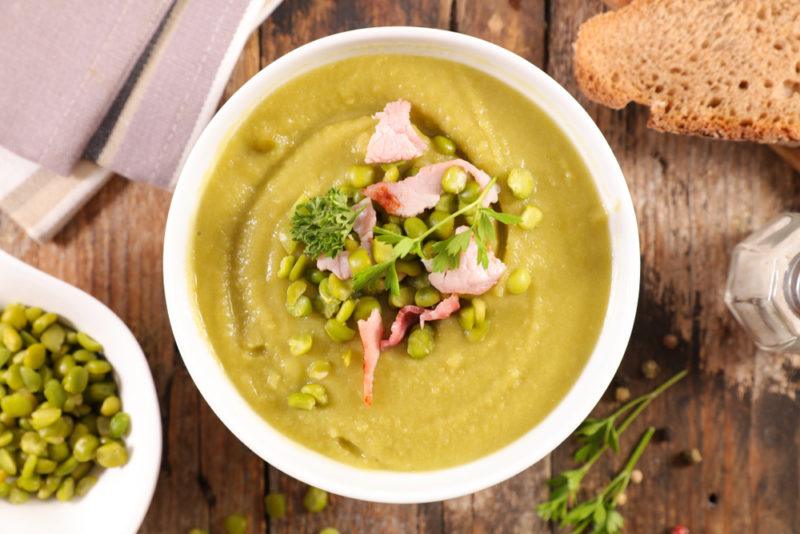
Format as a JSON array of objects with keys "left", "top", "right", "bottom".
[{"left": 574, "top": 0, "right": 800, "bottom": 145}]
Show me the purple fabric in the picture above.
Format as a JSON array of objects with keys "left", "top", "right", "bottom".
[
  {"left": 0, "top": 0, "right": 172, "bottom": 175},
  {"left": 108, "top": 0, "right": 251, "bottom": 185}
]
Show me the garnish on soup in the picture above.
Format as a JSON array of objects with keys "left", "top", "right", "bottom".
[{"left": 287, "top": 99, "right": 527, "bottom": 406}]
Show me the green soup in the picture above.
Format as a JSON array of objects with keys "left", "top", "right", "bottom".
[{"left": 190, "top": 55, "right": 611, "bottom": 470}]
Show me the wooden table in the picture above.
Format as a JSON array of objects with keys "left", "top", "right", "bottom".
[{"left": 2, "top": 1, "right": 799, "bottom": 532}]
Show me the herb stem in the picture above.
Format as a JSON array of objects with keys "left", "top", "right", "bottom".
[{"left": 415, "top": 177, "right": 498, "bottom": 246}]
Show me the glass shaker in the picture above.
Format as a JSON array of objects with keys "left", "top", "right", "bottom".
[{"left": 725, "top": 212, "right": 800, "bottom": 352}]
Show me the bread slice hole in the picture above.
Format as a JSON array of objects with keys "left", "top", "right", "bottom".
[
  {"left": 708, "top": 97, "right": 723, "bottom": 108},
  {"left": 783, "top": 80, "right": 800, "bottom": 98},
  {"left": 739, "top": 80, "right": 749, "bottom": 90}
]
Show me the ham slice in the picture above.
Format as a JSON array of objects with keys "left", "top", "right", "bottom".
[
  {"left": 424, "top": 227, "right": 506, "bottom": 295},
  {"left": 380, "top": 295, "right": 461, "bottom": 349},
  {"left": 365, "top": 100, "right": 427, "bottom": 164},
  {"left": 363, "top": 159, "right": 500, "bottom": 217},
  {"left": 316, "top": 198, "right": 376, "bottom": 280},
  {"left": 358, "top": 308, "right": 384, "bottom": 407}
]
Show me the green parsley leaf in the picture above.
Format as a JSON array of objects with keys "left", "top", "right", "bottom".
[
  {"left": 291, "top": 187, "right": 357, "bottom": 258},
  {"left": 351, "top": 261, "right": 392, "bottom": 293},
  {"left": 480, "top": 207, "right": 522, "bottom": 225}
]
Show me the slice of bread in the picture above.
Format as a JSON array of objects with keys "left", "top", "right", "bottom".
[{"left": 574, "top": 0, "right": 800, "bottom": 144}]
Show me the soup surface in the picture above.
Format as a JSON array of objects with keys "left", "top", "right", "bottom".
[{"left": 191, "top": 54, "right": 611, "bottom": 470}]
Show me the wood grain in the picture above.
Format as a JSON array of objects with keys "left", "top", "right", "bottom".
[{"left": 0, "top": 0, "right": 798, "bottom": 532}]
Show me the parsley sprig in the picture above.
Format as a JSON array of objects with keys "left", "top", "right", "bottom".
[
  {"left": 351, "top": 178, "right": 519, "bottom": 295},
  {"left": 291, "top": 187, "right": 358, "bottom": 259},
  {"left": 537, "top": 370, "right": 687, "bottom": 529}
]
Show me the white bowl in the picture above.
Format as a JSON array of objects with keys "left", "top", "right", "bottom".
[
  {"left": 0, "top": 249, "right": 162, "bottom": 533},
  {"left": 163, "top": 27, "right": 639, "bottom": 504}
]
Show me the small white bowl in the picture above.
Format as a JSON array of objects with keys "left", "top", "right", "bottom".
[
  {"left": 0, "top": 249, "right": 162, "bottom": 533},
  {"left": 164, "top": 27, "right": 639, "bottom": 503}
]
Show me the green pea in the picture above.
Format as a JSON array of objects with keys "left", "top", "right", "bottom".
[
  {"left": 520, "top": 205, "right": 543, "bottom": 230},
  {"left": 95, "top": 441, "right": 128, "bottom": 468},
  {"left": 22, "top": 343, "right": 46, "bottom": 370},
  {"left": 403, "top": 217, "right": 428, "bottom": 238},
  {"left": 389, "top": 286, "right": 414, "bottom": 308},
  {"left": 286, "top": 280, "right": 308, "bottom": 307},
  {"left": 382, "top": 164, "right": 400, "bottom": 183},
  {"left": 37, "top": 475, "right": 61, "bottom": 499},
  {"left": 99, "top": 395, "right": 121, "bottom": 417},
  {"left": 21, "top": 431, "right": 47, "bottom": 455},
  {"left": 1, "top": 303, "right": 27, "bottom": 330},
  {"left": 287, "top": 392, "right": 316, "bottom": 411},
  {"left": 472, "top": 298, "right": 487, "bottom": 324},
  {"left": 347, "top": 164, "right": 375, "bottom": 188},
  {"left": 40, "top": 324, "right": 65, "bottom": 353},
  {"left": 327, "top": 274, "right": 353, "bottom": 301},
  {"left": 442, "top": 166, "right": 468, "bottom": 194},
  {"left": 0, "top": 448, "right": 17, "bottom": 475},
  {"left": 372, "top": 239, "right": 394, "bottom": 263},
  {"left": 1, "top": 324, "right": 22, "bottom": 353},
  {"left": 347, "top": 248, "right": 373, "bottom": 276},
  {"left": 436, "top": 193, "right": 457, "bottom": 213},
  {"left": 96, "top": 416, "right": 110, "bottom": 437},
  {"left": 63, "top": 366, "right": 89, "bottom": 394},
  {"left": 0, "top": 430, "right": 12, "bottom": 448},
  {"left": 354, "top": 297, "right": 381, "bottom": 321},
  {"left": 324, "top": 319, "right": 355, "bottom": 343},
  {"left": 506, "top": 267, "right": 531, "bottom": 294},
  {"left": 54, "top": 457, "right": 79, "bottom": 477},
  {"left": 407, "top": 326, "right": 435, "bottom": 359},
  {"left": 31, "top": 404, "right": 62, "bottom": 430},
  {"left": 287, "top": 296, "right": 312, "bottom": 318},
  {"left": 35, "top": 458, "right": 56, "bottom": 475},
  {"left": 74, "top": 349, "right": 98, "bottom": 363},
  {"left": 0, "top": 347, "right": 11, "bottom": 368},
  {"left": 428, "top": 210, "right": 454, "bottom": 239},
  {"left": 9, "top": 487, "right": 31, "bottom": 504},
  {"left": 21, "top": 454, "right": 38, "bottom": 479},
  {"left": 433, "top": 135, "right": 457, "bottom": 156},
  {"left": 71, "top": 460, "right": 92, "bottom": 480},
  {"left": 19, "top": 330, "right": 37, "bottom": 348},
  {"left": 108, "top": 412, "right": 130, "bottom": 439},
  {"left": 396, "top": 260, "right": 423, "bottom": 277},
  {"left": 31, "top": 313, "right": 58, "bottom": 337},
  {"left": 55, "top": 355, "right": 76, "bottom": 377},
  {"left": 55, "top": 477, "right": 75, "bottom": 501},
  {"left": 278, "top": 229, "right": 298, "bottom": 255},
  {"left": 300, "top": 384, "right": 328, "bottom": 405},
  {"left": 465, "top": 319, "right": 490, "bottom": 342},
  {"left": 507, "top": 167, "right": 534, "bottom": 199},
  {"left": 458, "top": 181, "right": 480, "bottom": 204},
  {"left": 307, "top": 360, "right": 332, "bottom": 380},
  {"left": 335, "top": 299, "right": 356, "bottom": 322},
  {"left": 85, "top": 382, "right": 116, "bottom": 403},
  {"left": 382, "top": 222, "right": 403, "bottom": 235},
  {"left": 265, "top": 492, "right": 287, "bottom": 519},
  {"left": 307, "top": 268, "right": 327, "bottom": 285},
  {"left": 344, "top": 235, "right": 360, "bottom": 252},
  {"left": 75, "top": 475, "right": 97, "bottom": 496},
  {"left": 73, "top": 434, "right": 100, "bottom": 462},
  {"left": 414, "top": 287, "right": 441, "bottom": 308},
  {"left": 40, "top": 415, "right": 74, "bottom": 444},
  {"left": 48, "top": 442, "right": 70, "bottom": 462},
  {"left": 288, "top": 254, "right": 310, "bottom": 282},
  {"left": 313, "top": 296, "right": 340, "bottom": 319},
  {"left": 319, "top": 529, "right": 341, "bottom": 534},
  {"left": 75, "top": 332, "right": 103, "bottom": 353},
  {"left": 277, "top": 255, "right": 295, "bottom": 279},
  {"left": 303, "top": 486, "right": 328, "bottom": 513},
  {"left": 19, "top": 366, "right": 42, "bottom": 392},
  {"left": 458, "top": 306, "right": 476, "bottom": 331},
  {"left": 288, "top": 334, "right": 313, "bottom": 356},
  {"left": 24, "top": 307, "right": 43, "bottom": 323},
  {"left": 1, "top": 391, "right": 35, "bottom": 417},
  {"left": 86, "top": 359, "right": 112, "bottom": 376}
]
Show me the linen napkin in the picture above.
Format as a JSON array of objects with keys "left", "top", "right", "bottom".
[{"left": 0, "top": 0, "right": 282, "bottom": 241}]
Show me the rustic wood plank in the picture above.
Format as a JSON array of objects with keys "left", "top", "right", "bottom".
[{"left": 548, "top": 2, "right": 799, "bottom": 533}]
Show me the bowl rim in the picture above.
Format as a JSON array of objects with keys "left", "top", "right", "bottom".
[{"left": 163, "top": 26, "right": 640, "bottom": 504}]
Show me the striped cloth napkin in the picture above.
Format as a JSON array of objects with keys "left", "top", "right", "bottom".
[{"left": 0, "top": 0, "right": 282, "bottom": 241}]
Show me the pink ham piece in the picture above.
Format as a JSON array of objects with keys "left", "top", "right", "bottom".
[
  {"left": 424, "top": 227, "right": 506, "bottom": 295},
  {"left": 381, "top": 295, "right": 461, "bottom": 349},
  {"left": 358, "top": 308, "right": 384, "bottom": 407},
  {"left": 316, "top": 198, "right": 377, "bottom": 280},
  {"left": 365, "top": 100, "right": 427, "bottom": 164},
  {"left": 363, "top": 159, "right": 500, "bottom": 217}
]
